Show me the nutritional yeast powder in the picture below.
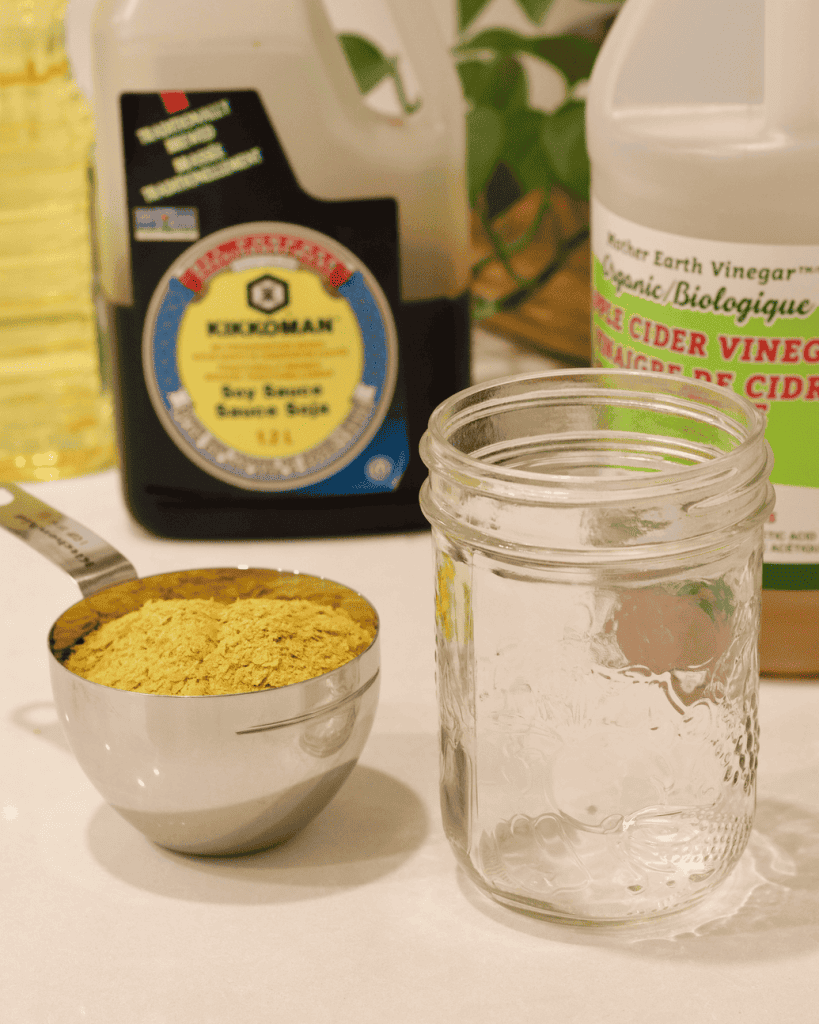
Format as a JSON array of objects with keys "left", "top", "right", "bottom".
[{"left": 64, "top": 597, "right": 374, "bottom": 695}]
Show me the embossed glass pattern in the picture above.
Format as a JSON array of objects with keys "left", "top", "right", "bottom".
[{"left": 420, "top": 370, "right": 774, "bottom": 923}]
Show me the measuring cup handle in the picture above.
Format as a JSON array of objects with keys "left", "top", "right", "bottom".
[{"left": 0, "top": 483, "right": 138, "bottom": 598}]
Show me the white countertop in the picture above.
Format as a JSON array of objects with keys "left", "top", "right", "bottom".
[{"left": 3, "top": 333, "right": 819, "bottom": 1023}]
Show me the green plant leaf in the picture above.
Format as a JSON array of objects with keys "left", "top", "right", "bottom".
[
  {"left": 514, "top": 0, "right": 557, "bottom": 24},
  {"left": 459, "top": 0, "right": 494, "bottom": 33},
  {"left": 511, "top": 144, "right": 555, "bottom": 196},
  {"left": 503, "top": 108, "right": 555, "bottom": 194},
  {"left": 457, "top": 53, "right": 528, "bottom": 111},
  {"left": 456, "top": 30, "right": 598, "bottom": 86},
  {"left": 466, "top": 105, "right": 506, "bottom": 205},
  {"left": 338, "top": 33, "right": 393, "bottom": 95},
  {"left": 338, "top": 32, "right": 421, "bottom": 115},
  {"left": 531, "top": 36, "right": 599, "bottom": 85},
  {"left": 541, "top": 100, "right": 590, "bottom": 199},
  {"left": 504, "top": 107, "right": 549, "bottom": 155},
  {"left": 456, "top": 60, "right": 491, "bottom": 106}
]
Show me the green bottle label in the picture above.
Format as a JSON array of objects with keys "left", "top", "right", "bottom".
[{"left": 591, "top": 199, "right": 819, "bottom": 589}]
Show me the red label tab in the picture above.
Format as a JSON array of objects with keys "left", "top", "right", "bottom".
[{"left": 160, "top": 92, "right": 189, "bottom": 114}]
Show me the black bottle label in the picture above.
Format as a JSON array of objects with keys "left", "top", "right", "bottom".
[{"left": 120, "top": 90, "right": 408, "bottom": 494}]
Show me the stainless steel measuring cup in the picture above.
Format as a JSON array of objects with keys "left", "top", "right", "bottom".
[{"left": 0, "top": 483, "right": 380, "bottom": 855}]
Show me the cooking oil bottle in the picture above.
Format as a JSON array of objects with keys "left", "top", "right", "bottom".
[
  {"left": 90, "top": 0, "right": 470, "bottom": 539},
  {"left": 587, "top": 0, "right": 819, "bottom": 676},
  {"left": 0, "top": 0, "right": 114, "bottom": 482}
]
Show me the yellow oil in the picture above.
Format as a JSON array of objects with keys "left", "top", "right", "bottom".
[{"left": 0, "top": 0, "right": 114, "bottom": 481}]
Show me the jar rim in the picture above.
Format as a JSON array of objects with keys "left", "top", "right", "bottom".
[{"left": 421, "top": 368, "right": 769, "bottom": 502}]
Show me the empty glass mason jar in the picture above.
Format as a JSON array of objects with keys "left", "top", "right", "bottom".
[{"left": 419, "top": 370, "right": 774, "bottom": 924}]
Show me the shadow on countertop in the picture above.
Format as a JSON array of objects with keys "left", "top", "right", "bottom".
[
  {"left": 84, "top": 759, "right": 428, "bottom": 904},
  {"left": 12, "top": 698, "right": 433, "bottom": 905}
]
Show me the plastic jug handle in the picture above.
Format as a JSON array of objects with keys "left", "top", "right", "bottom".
[
  {"left": 305, "top": 0, "right": 458, "bottom": 147},
  {"left": 293, "top": 0, "right": 467, "bottom": 300}
]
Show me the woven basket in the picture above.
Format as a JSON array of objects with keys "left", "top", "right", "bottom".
[{"left": 470, "top": 186, "right": 591, "bottom": 366}]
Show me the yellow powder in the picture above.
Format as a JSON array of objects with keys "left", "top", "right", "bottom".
[{"left": 64, "top": 597, "right": 375, "bottom": 696}]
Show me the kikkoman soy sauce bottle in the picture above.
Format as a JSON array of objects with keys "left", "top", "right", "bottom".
[
  {"left": 91, "top": 0, "right": 470, "bottom": 539},
  {"left": 587, "top": 0, "right": 819, "bottom": 676}
]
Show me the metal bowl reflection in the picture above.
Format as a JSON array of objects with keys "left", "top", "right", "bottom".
[{"left": 47, "top": 567, "right": 379, "bottom": 856}]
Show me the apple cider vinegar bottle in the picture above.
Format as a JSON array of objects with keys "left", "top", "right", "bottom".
[{"left": 587, "top": 0, "right": 819, "bottom": 676}]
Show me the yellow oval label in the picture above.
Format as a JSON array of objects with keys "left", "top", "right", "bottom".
[
  {"left": 176, "top": 265, "right": 364, "bottom": 459},
  {"left": 142, "top": 222, "right": 401, "bottom": 492}
]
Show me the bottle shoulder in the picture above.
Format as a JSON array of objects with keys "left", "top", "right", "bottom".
[
  {"left": 589, "top": 104, "right": 819, "bottom": 243},
  {"left": 590, "top": 104, "right": 819, "bottom": 160}
]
